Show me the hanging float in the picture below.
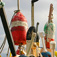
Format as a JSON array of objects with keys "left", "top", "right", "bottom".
[
  {"left": 10, "top": 0, "right": 28, "bottom": 56},
  {"left": 44, "top": 4, "right": 55, "bottom": 49},
  {"left": 11, "top": 11, "right": 28, "bottom": 45},
  {"left": 11, "top": 0, "right": 28, "bottom": 46}
]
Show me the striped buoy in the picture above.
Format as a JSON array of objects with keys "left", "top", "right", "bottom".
[{"left": 11, "top": 11, "right": 28, "bottom": 45}]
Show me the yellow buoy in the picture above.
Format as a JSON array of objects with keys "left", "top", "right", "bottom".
[
  {"left": 55, "top": 51, "right": 57, "bottom": 57},
  {"left": 0, "top": 55, "right": 1, "bottom": 57},
  {"left": 9, "top": 52, "right": 11, "bottom": 57}
]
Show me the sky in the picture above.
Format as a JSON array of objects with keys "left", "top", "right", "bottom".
[{"left": 0, "top": 0, "right": 57, "bottom": 57}]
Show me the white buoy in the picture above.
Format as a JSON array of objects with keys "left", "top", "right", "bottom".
[
  {"left": 40, "top": 32, "right": 47, "bottom": 52},
  {"left": 50, "top": 41, "right": 56, "bottom": 57}
]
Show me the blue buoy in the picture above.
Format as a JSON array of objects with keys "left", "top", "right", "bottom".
[
  {"left": 19, "top": 55, "right": 27, "bottom": 57},
  {"left": 41, "top": 52, "right": 51, "bottom": 57}
]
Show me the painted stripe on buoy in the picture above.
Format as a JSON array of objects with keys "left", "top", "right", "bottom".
[{"left": 11, "top": 21, "right": 28, "bottom": 29}]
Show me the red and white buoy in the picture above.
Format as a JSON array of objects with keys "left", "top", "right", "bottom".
[{"left": 11, "top": 11, "right": 28, "bottom": 45}]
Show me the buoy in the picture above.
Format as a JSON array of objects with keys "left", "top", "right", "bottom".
[
  {"left": 26, "top": 26, "right": 36, "bottom": 55},
  {"left": 44, "top": 4, "right": 55, "bottom": 48},
  {"left": 26, "top": 26, "right": 36, "bottom": 40},
  {"left": 55, "top": 51, "right": 57, "bottom": 57},
  {"left": 41, "top": 52, "right": 51, "bottom": 57},
  {"left": 11, "top": 11, "right": 28, "bottom": 45},
  {"left": 29, "top": 55, "right": 35, "bottom": 57},
  {"left": 19, "top": 55, "right": 27, "bottom": 57},
  {"left": 44, "top": 22, "right": 55, "bottom": 48}
]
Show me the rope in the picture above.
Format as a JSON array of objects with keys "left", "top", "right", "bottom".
[
  {"left": 0, "top": 36, "right": 6, "bottom": 49},
  {"left": 0, "top": 36, "right": 6, "bottom": 54},
  {"left": 6, "top": 47, "right": 9, "bottom": 57}
]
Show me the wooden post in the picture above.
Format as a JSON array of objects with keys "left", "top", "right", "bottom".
[
  {"left": 31, "top": 0, "right": 39, "bottom": 26},
  {"left": 31, "top": 1, "right": 34, "bottom": 26},
  {"left": 0, "top": 0, "right": 2, "bottom": 1},
  {"left": 35, "top": 22, "right": 39, "bottom": 46},
  {"left": 17, "top": 0, "right": 20, "bottom": 10}
]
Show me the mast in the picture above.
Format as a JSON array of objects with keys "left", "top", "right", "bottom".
[
  {"left": 31, "top": 1, "right": 34, "bottom": 26},
  {"left": 0, "top": 5, "right": 16, "bottom": 57},
  {"left": 31, "top": 0, "right": 39, "bottom": 26},
  {"left": 0, "top": 0, "right": 16, "bottom": 56}
]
